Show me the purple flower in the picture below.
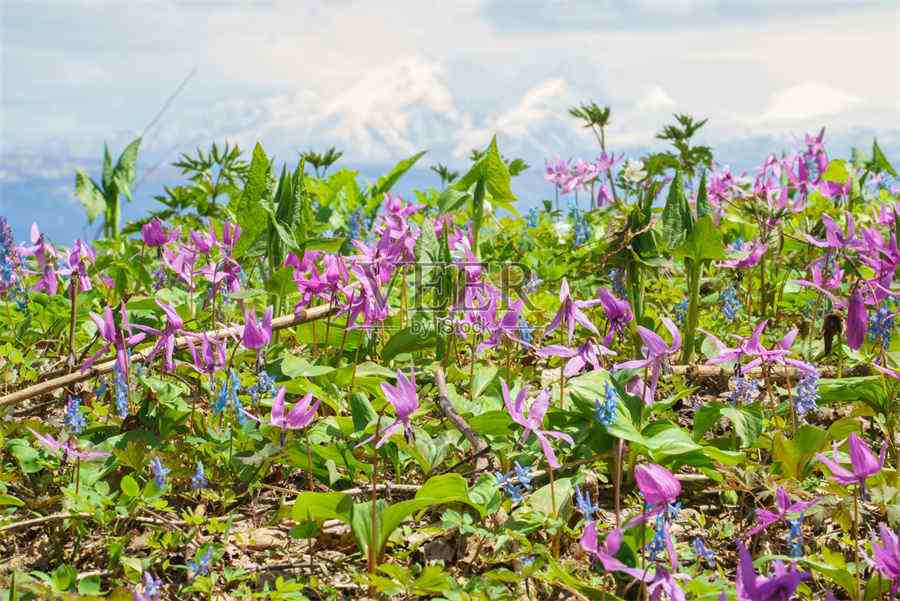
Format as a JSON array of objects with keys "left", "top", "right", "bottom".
[
  {"left": 816, "top": 432, "right": 886, "bottom": 491},
  {"left": 28, "top": 428, "right": 111, "bottom": 462},
  {"left": 736, "top": 542, "right": 808, "bottom": 601},
  {"left": 635, "top": 463, "right": 681, "bottom": 508},
  {"left": 720, "top": 239, "right": 768, "bottom": 270},
  {"left": 61, "top": 239, "right": 95, "bottom": 292},
  {"left": 596, "top": 287, "right": 633, "bottom": 346},
  {"left": 580, "top": 522, "right": 651, "bottom": 581},
  {"left": 132, "top": 300, "right": 183, "bottom": 372},
  {"left": 477, "top": 299, "right": 534, "bottom": 352},
  {"left": 141, "top": 219, "right": 171, "bottom": 247},
  {"left": 847, "top": 287, "right": 868, "bottom": 350},
  {"left": 871, "top": 523, "right": 900, "bottom": 596},
  {"left": 502, "top": 380, "right": 573, "bottom": 469},
  {"left": 242, "top": 306, "right": 273, "bottom": 350},
  {"left": 133, "top": 571, "right": 162, "bottom": 601},
  {"left": 805, "top": 214, "right": 863, "bottom": 251},
  {"left": 747, "top": 487, "right": 817, "bottom": 536},
  {"left": 17, "top": 223, "right": 59, "bottom": 295},
  {"left": 538, "top": 340, "right": 615, "bottom": 378},
  {"left": 361, "top": 370, "right": 419, "bottom": 448},
  {"left": 545, "top": 278, "right": 602, "bottom": 343},
  {"left": 185, "top": 334, "right": 227, "bottom": 376},
  {"left": 613, "top": 318, "right": 681, "bottom": 403},
  {"left": 242, "top": 386, "right": 319, "bottom": 431},
  {"left": 83, "top": 305, "right": 146, "bottom": 374},
  {"left": 648, "top": 567, "right": 688, "bottom": 601}
]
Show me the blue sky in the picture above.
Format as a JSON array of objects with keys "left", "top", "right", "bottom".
[{"left": 2, "top": 0, "right": 899, "bottom": 243}]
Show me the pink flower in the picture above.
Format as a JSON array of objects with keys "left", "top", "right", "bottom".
[
  {"left": 580, "top": 522, "right": 651, "bottom": 581},
  {"left": 185, "top": 333, "right": 226, "bottom": 375},
  {"left": 747, "top": 487, "right": 817, "bottom": 537},
  {"left": 502, "top": 380, "right": 573, "bottom": 469},
  {"left": 28, "top": 428, "right": 111, "bottom": 462},
  {"left": 634, "top": 463, "right": 681, "bottom": 507},
  {"left": 242, "top": 306, "right": 273, "bottom": 350},
  {"left": 17, "top": 223, "right": 59, "bottom": 295},
  {"left": 132, "top": 300, "right": 184, "bottom": 372},
  {"left": 846, "top": 287, "right": 868, "bottom": 350},
  {"left": 816, "top": 432, "right": 886, "bottom": 491},
  {"left": 141, "top": 219, "right": 171, "bottom": 247},
  {"left": 83, "top": 304, "right": 146, "bottom": 374},
  {"left": 596, "top": 287, "right": 633, "bottom": 346},
  {"left": 242, "top": 386, "right": 319, "bottom": 431},
  {"left": 546, "top": 278, "right": 602, "bottom": 343},
  {"left": 538, "top": 340, "right": 615, "bottom": 377},
  {"left": 613, "top": 318, "right": 681, "bottom": 403},
  {"left": 871, "top": 523, "right": 900, "bottom": 595},
  {"left": 736, "top": 542, "right": 808, "bottom": 601},
  {"left": 361, "top": 370, "right": 419, "bottom": 448},
  {"left": 61, "top": 239, "right": 95, "bottom": 292},
  {"left": 720, "top": 239, "right": 768, "bottom": 269}
]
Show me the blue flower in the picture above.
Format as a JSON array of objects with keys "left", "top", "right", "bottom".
[
  {"left": 728, "top": 375, "right": 761, "bottom": 406},
  {"left": 114, "top": 364, "right": 129, "bottom": 418},
  {"left": 526, "top": 208, "right": 539, "bottom": 228},
  {"left": 719, "top": 285, "right": 742, "bottom": 322},
  {"left": 513, "top": 462, "right": 533, "bottom": 491},
  {"left": 788, "top": 516, "right": 803, "bottom": 558},
  {"left": 191, "top": 461, "right": 208, "bottom": 490},
  {"left": 644, "top": 513, "right": 667, "bottom": 560},
  {"left": 793, "top": 371, "right": 820, "bottom": 420},
  {"left": 868, "top": 304, "right": 895, "bottom": 350},
  {"left": 594, "top": 382, "right": 618, "bottom": 426},
  {"left": 517, "top": 316, "right": 534, "bottom": 345},
  {"left": 674, "top": 299, "right": 689, "bottom": 326},
  {"left": 139, "top": 571, "right": 162, "bottom": 599},
  {"left": 574, "top": 484, "right": 599, "bottom": 520},
  {"left": 65, "top": 396, "right": 86, "bottom": 435},
  {"left": 608, "top": 269, "right": 626, "bottom": 298},
  {"left": 692, "top": 538, "right": 716, "bottom": 567},
  {"left": 150, "top": 457, "right": 170, "bottom": 489},
  {"left": 187, "top": 546, "right": 214, "bottom": 578},
  {"left": 213, "top": 379, "right": 229, "bottom": 415}
]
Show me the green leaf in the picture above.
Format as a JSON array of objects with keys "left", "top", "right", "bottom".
[
  {"left": 436, "top": 187, "right": 469, "bottom": 213},
  {"left": 821, "top": 159, "right": 849, "bottom": 184},
  {"left": 120, "top": 475, "right": 140, "bottom": 498},
  {"left": 230, "top": 143, "right": 273, "bottom": 257},
  {"left": 381, "top": 326, "right": 436, "bottom": 363},
  {"left": 291, "top": 491, "right": 353, "bottom": 523},
  {"left": 870, "top": 138, "right": 897, "bottom": 177},
  {"left": 78, "top": 573, "right": 102, "bottom": 595},
  {"left": 721, "top": 405, "right": 763, "bottom": 448},
  {"left": 368, "top": 150, "right": 427, "bottom": 199},
  {"left": 695, "top": 171, "right": 709, "bottom": 217},
  {"left": 453, "top": 136, "right": 516, "bottom": 205},
  {"left": 75, "top": 170, "right": 106, "bottom": 223},
  {"left": 0, "top": 494, "right": 25, "bottom": 507},
  {"left": 672, "top": 214, "right": 725, "bottom": 263},
  {"left": 51, "top": 564, "right": 77, "bottom": 593},
  {"left": 692, "top": 402, "right": 723, "bottom": 441},
  {"left": 661, "top": 171, "right": 691, "bottom": 249},
  {"left": 281, "top": 356, "right": 334, "bottom": 378},
  {"left": 112, "top": 137, "right": 141, "bottom": 202}
]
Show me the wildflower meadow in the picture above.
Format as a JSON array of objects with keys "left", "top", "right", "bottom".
[{"left": 0, "top": 105, "right": 898, "bottom": 600}]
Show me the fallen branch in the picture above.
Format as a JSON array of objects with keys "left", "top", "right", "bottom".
[
  {"left": 0, "top": 304, "right": 338, "bottom": 408},
  {"left": 670, "top": 363, "right": 871, "bottom": 384},
  {"left": 434, "top": 365, "right": 490, "bottom": 471}
]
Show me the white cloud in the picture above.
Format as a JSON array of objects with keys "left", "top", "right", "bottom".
[
  {"left": 757, "top": 83, "right": 861, "bottom": 123},
  {"left": 637, "top": 85, "right": 676, "bottom": 112}
]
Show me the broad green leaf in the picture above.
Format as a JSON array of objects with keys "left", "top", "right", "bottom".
[
  {"left": 661, "top": 170, "right": 690, "bottom": 248},
  {"left": 120, "top": 475, "right": 140, "bottom": 498},
  {"left": 291, "top": 491, "right": 353, "bottom": 523},
  {"left": 368, "top": 150, "right": 427, "bottom": 199},
  {"left": 381, "top": 326, "right": 436, "bottom": 363},
  {"left": 0, "top": 494, "right": 25, "bottom": 506},
  {"left": 74, "top": 170, "right": 106, "bottom": 223},
  {"left": 453, "top": 136, "right": 516, "bottom": 205},
  {"left": 870, "top": 138, "right": 897, "bottom": 177},
  {"left": 672, "top": 214, "right": 725, "bottom": 263},
  {"left": 112, "top": 137, "right": 141, "bottom": 202},
  {"left": 281, "top": 356, "right": 334, "bottom": 378},
  {"left": 231, "top": 143, "right": 273, "bottom": 257},
  {"left": 524, "top": 477, "right": 574, "bottom": 519},
  {"left": 721, "top": 405, "right": 763, "bottom": 448},
  {"left": 695, "top": 171, "right": 710, "bottom": 217},
  {"left": 821, "top": 159, "right": 849, "bottom": 184}
]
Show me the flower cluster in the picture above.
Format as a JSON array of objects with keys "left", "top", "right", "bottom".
[
  {"left": 719, "top": 284, "right": 742, "bottom": 322},
  {"left": 594, "top": 382, "right": 618, "bottom": 426},
  {"left": 495, "top": 462, "right": 533, "bottom": 503},
  {"left": 869, "top": 303, "right": 895, "bottom": 350},
  {"left": 793, "top": 371, "right": 820, "bottom": 420}
]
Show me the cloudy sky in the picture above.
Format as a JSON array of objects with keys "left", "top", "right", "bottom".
[{"left": 2, "top": 0, "right": 899, "bottom": 242}]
